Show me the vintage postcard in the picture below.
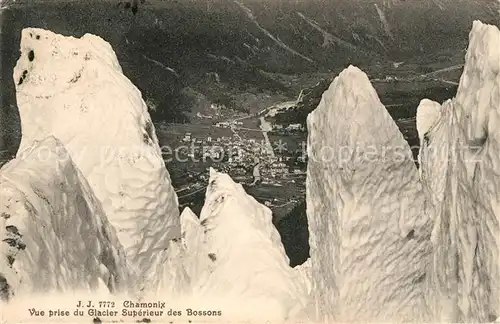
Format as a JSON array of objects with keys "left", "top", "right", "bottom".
[{"left": 1, "top": 0, "right": 500, "bottom": 323}]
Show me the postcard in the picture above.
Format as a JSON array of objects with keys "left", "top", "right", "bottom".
[{"left": 1, "top": 0, "right": 500, "bottom": 323}]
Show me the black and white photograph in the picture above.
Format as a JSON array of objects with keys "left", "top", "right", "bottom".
[{"left": 0, "top": 0, "right": 500, "bottom": 322}]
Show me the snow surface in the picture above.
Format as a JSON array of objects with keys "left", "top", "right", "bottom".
[
  {"left": 146, "top": 207, "right": 203, "bottom": 297},
  {"left": 4, "top": 27, "right": 313, "bottom": 323},
  {"left": 0, "top": 137, "right": 130, "bottom": 301},
  {"left": 416, "top": 99, "right": 442, "bottom": 143},
  {"left": 13, "top": 28, "right": 180, "bottom": 286},
  {"left": 306, "top": 66, "right": 431, "bottom": 322},
  {"left": 294, "top": 258, "right": 312, "bottom": 297},
  {"left": 146, "top": 168, "right": 310, "bottom": 322},
  {"left": 178, "top": 207, "right": 206, "bottom": 281},
  {"left": 187, "top": 168, "right": 309, "bottom": 321},
  {"left": 418, "top": 20, "right": 500, "bottom": 322}
]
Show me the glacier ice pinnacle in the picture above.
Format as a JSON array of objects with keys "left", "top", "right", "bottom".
[
  {"left": 191, "top": 168, "right": 309, "bottom": 321},
  {"left": 306, "top": 65, "right": 431, "bottom": 322},
  {"left": 178, "top": 207, "right": 206, "bottom": 281},
  {"left": 12, "top": 28, "right": 180, "bottom": 284},
  {"left": 419, "top": 20, "right": 500, "bottom": 322},
  {"left": 140, "top": 169, "right": 310, "bottom": 322},
  {"left": 0, "top": 137, "right": 130, "bottom": 298},
  {"left": 416, "top": 98, "right": 442, "bottom": 145},
  {"left": 145, "top": 207, "right": 204, "bottom": 297}
]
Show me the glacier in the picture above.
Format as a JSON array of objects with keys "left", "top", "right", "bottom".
[
  {"left": 0, "top": 137, "right": 130, "bottom": 301},
  {"left": 418, "top": 20, "right": 500, "bottom": 323},
  {"left": 2, "top": 26, "right": 312, "bottom": 322},
  {"left": 150, "top": 168, "right": 310, "bottom": 322},
  {"left": 190, "top": 168, "right": 309, "bottom": 321},
  {"left": 306, "top": 65, "right": 431, "bottom": 323},
  {"left": 145, "top": 207, "right": 202, "bottom": 297},
  {"left": 0, "top": 18, "right": 499, "bottom": 324},
  {"left": 304, "top": 19, "right": 500, "bottom": 323},
  {"left": 12, "top": 28, "right": 180, "bottom": 287}
]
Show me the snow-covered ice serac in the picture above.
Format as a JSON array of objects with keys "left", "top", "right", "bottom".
[
  {"left": 145, "top": 207, "right": 204, "bottom": 297},
  {"left": 12, "top": 28, "right": 180, "bottom": 283},
  {"left": 419, "top": 20, "right": 500, "bottom": 322},
  {"left": 178, "top": 207, "right": 205, "bottom": 282},
  {"left": 187, "top": 168, "right": 309, "bottom": 321},
  {"left": 0, "top": 137, "right": 130, "bottom": 301},
  {"left": 306, "top": 66, "right": 431, "bottom": 322},
  {"left": 140, "top": 169, "right": 310, "bottom": 321}
]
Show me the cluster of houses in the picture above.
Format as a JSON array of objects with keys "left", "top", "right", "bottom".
[
  {"left": 214, "top": 120, "right": 243, "bottom": 128},
  {"left": 192, "top": 103, "right": 239, "bottom": 122},
  {"left": 178, "top": 131, "right": 304, "bottom": 182},
  {"left": 271, "top": 123, "right": 305, "bottom": 133}
]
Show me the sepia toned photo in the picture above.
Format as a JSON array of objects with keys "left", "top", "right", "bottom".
[{"left": 0, "top": 0, "right": 500, "bottom": 323}]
